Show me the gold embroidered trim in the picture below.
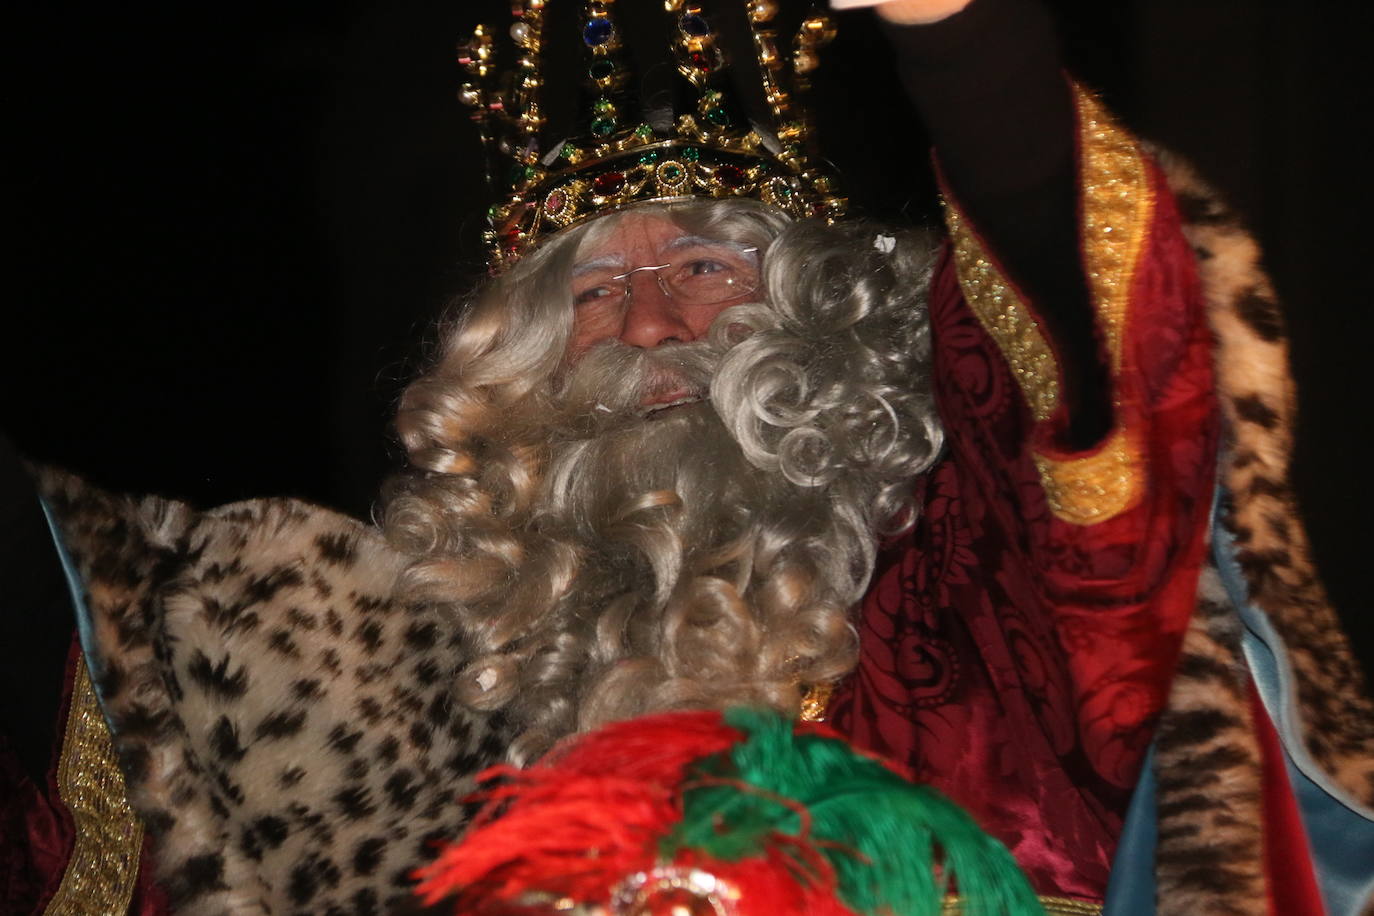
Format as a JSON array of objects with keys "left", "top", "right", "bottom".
[
  {"left": 798, "top": 681, "right": 835, "bottom": 722},
  {"left": 944, "top": 86, "right": 1153, "bottom": 526},
  {"left": 1033, "top": 426, "right": 1144, "bottom": 526},
  {"left": 1029, "top": 88, "right": 1154, "bottom": 525},
  {"left": 945, "top": 205, "right": 1061, "bottom": 423},
  {"left": 44, "top": 660, "right": 143, "bottom": 916},
  {"left": 1076, "top": 88, "right": 1154, "bottom": 373},
  {"left": 942, "top": 894, "right": 1102, "bottom": 915}
]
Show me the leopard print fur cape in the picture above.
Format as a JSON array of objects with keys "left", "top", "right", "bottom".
[
  {"left": 1151, "top": 151, "right": 1374, "bottom": 914},
  {"left": 38, "top": 474, "right": 512, "bottom": 915},
  {"left": 38, "top": 160, "right": 1374, "bottom": 916}
]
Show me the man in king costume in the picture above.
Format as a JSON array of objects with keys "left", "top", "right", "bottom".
[{"left": 3, "top": 0, "right": 1373, "bottom": 913}]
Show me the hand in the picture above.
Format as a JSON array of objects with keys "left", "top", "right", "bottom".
[{"left": 871, "top": 0, "right": 974, "bottom": 25}]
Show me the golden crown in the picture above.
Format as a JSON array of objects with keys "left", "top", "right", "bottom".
[{"left": 458, "top": 0, "right": 846, "bottom": 270}]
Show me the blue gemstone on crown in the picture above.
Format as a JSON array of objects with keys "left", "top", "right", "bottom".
[
  {"left": 680, "top": 13, "right": 710, "bottom": 36},
  {"left": 583, "top": 18, "right": 613, "bottom": 46}
]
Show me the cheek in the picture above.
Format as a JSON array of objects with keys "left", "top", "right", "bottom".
[
  {"left": 682, "top": 300, "right": 739, "bottom": 338},
  {"left": 568, "top": 301, "right": 622, "bottom": 361}
]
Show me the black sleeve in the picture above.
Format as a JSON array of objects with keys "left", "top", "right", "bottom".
[
  {"left": 882, "top": 0, "right": 1112, "bottom": 449},
  {"left": 0, "top": 435, "right": 78, "bottom": 785}
]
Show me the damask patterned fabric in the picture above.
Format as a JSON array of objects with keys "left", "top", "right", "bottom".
[{"left": 829, "top": 155, "right": 1220, "bottom": 901}]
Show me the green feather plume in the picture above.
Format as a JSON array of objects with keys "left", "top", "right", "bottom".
[{"left": 660, "top": 708, "right": 1043, "bottom": 916}]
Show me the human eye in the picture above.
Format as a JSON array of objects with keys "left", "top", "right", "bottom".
[
  {"left": 573, "top": 283, "right": 618, "bottom": 306},
  {"left": 683, "top": 258, "right": 729, "bottom": 276}
]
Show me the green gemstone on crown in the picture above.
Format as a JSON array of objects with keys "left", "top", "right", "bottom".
[
  {"left": 682, "top": 147, "right": 700, "bottom": 161},
  {"left": 638, "top": 150, "right": 660, "bottom": 164},
  {"left": 590, "top": 117, "right": 617, "bottom": 137},
  {"left": 593, "top": 97, "right": 615, "bottom": 113},
  {"left": 634, "top": 123, "right": 654, "bottom": 139},
  {"left": 704, "top": 106, "right": 729, "bottom": 126},
  {"left": 589, "top": 59, "right": 616, "bottom": 80}
]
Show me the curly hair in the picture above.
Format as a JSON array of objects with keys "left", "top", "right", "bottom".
[{"left": 382, "top": 200, "right": 943, "bottom": 763}]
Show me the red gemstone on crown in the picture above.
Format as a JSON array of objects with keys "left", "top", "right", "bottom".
[
  {"left": 715, "top": 164, "right": 746, "bottom": 187},
  {"left": 545, "top": 189, "right": 567, "bottom": 214},
  {"left": 688, "top": 50, "right": 713, "bottom": 72},
  {"left": 593, "top": 171, "right": 626, "bottom": 196}
]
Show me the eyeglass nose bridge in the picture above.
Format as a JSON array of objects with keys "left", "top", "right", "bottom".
[{"left": 608, "top": 262, "right": 674, "bottom": 305}]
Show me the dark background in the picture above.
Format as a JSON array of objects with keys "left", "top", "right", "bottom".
[{"left": 7, "top": 1, "right": 1371, "bottom": 665}]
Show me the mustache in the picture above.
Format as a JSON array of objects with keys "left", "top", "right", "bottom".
[{"left": 554, "top": 339, "right": 723, "bottom": 425}]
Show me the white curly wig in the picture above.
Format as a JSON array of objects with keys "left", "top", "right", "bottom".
[{"left": 382, "top": 199, "right": 944, "bottom": 762}]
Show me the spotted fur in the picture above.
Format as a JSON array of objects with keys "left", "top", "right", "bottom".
[
  {"left": 1153, "top": 564, "right": 1265, "bottom": 913},
  {"left": 40, "top": 470, "right": 511, "bottom": 916},
  {"left": 1161, "top": 150, "right": 1374, "bottom": 802},
  {"left": 1153, "top": 151, "right": 1374, "bottom": 912}
]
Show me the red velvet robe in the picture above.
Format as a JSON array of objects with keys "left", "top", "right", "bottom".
[{"left": 829, "top": 92, "right": 1221, "bottom": 904}]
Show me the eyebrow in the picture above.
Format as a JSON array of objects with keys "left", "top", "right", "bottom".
[
  {"left": 571, "top": 254, "right": 626, "bottom": 278},
  {"left": 661, "top": 235, "right": 757, "bottom": 256}
]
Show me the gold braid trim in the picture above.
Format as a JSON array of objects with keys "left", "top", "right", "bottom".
[
  {"left": 945, "top": 204, "right": 1061, "bottom": 423},
  {"left": 943, "top": 894, "right": 1102, "bottom": 914},
  {"left": 44, "top": 659, "right": 144, "bottom": 916},
  {"left": 943, "top": 86, "right": 1153, "bottom": 526}
]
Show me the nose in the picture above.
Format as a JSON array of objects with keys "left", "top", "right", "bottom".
[{"left": 618, "top": 270, "right": 694, "bottom": 348}]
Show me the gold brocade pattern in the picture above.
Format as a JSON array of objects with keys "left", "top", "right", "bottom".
[
  {"left": 44, "top": 660, "right": 143, "bottom": 916},
  {"left": 945, "top": 205, "right": 1061, "bottom": 423},
  {"left": 943, "top": 86, "right": 1153, "bottom": 526},
  {"left": 942, "top": 895, "right": 1102, "bottom": 915}
]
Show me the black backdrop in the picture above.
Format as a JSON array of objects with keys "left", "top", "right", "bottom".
[{"left": 8, "top": 1, "right": 1371, "bottom": 664}]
